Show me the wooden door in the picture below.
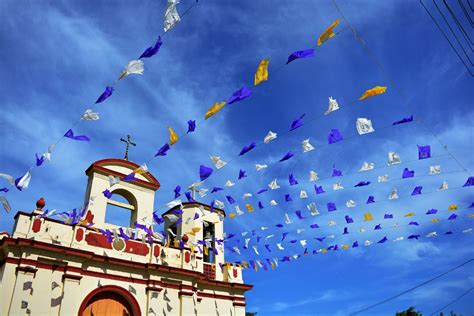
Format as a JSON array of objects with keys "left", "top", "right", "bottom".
[{"left": 82, "top": 291, "right": 133, "bottom": 316}]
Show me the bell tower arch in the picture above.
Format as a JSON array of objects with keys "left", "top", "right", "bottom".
[{"left": 83, "top": 159, "right": 160, "bottom": 230}]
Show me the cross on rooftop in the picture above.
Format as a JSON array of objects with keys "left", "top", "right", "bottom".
[{"left": 120, "top": 135, "right": 136, "bottom": 161}]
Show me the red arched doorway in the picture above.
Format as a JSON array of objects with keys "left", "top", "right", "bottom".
[{"left": 78, "top": 285, "right": 141, "bottom": 316}]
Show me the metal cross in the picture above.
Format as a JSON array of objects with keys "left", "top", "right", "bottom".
[{"left": 120, "top": 135, "right": 136, "bottom": 161}]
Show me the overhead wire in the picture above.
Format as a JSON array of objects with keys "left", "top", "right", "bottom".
[
  {"left": 433, "top": 0, "right": 473, "bottom": 64},
  {"left": 443, "top": 0, "right": 474, "bottom": 49},
  {"left": 429, "top": 287, "right": 474, "bottom": 315},
  {"left": 458, "top": 0, "right": 474, "bottom": 27},
  {"left": 331, "top": 0, "right": 473, "bottom": 183},
  {"left": 349, "top": 258, "right": 474, "bottom": 315},
  {"left": 420, "top": 0, "right": 474, "bottom": 76}
]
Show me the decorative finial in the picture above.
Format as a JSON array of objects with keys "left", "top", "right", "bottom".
[
  {"left": 120, "top": 134, "right": 136, "bottom": 161},
  {"left": 36, "top": 197, "right": 45, "bottom": 210}
]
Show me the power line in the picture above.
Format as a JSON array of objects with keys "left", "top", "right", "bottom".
[
  {"left": 458, "top": 0, "right": 474, "bottom": 27},
  {"left": 458, "top": 0, "right": 474, "bottom": 26},
  {"left": 443, "top": 0, "right": 473, "bottom": 49},
  {"left": 430, "top": 287, "right": 474, "bottom": 315},
  {"left": 433, "top": 0, "right": 473, "bottom": 65},
  {"left": 420, "top": 0, "right": 474, "bottom": 76},
  {"left": 330, "top": 0, "right": 473, "bottom": 185},
  {"left": 349, "top": 258, "right": 474, "bottom": 315}
]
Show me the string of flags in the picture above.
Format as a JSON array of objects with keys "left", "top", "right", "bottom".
[
  {"left": 190, "top": 143, "right": 447, "bottom": 214},
  {"left": 0, "top": 16, "right": 350, "bottom": 217},
  {"left": 231, "top": 226, "right": 473, "bottom": 273},
  {"left": 231, "top": 214, "right": 472, "bottom": 262},
  {"left": 4, "top": 11, "right": 471, "bottom": 280},
  {"left": 185, "top": 86, "right": 391, "bottom": 197},
  {"left": 152, "top": 19, "right": 348, "bottom": 163},
  {"left": 225, "top": 175, "right": 471, "bottom": 223},
  {"left": 1, "top": 17, "right": 353, "bottom": 219},
  {"left": 226, "top": 201, "right": 473, "bottom": 251},
  {"left": 0, "top": 0, "right": 191, "bottom": 200},
  {"left": 167, "top": 109, "right": 410, "bottom": 210}
]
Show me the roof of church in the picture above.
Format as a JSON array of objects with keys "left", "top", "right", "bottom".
[
  {"left": 162, "top": 201, "right": 226, "bottom": 217},
  {"left": 85, "top": 158, "right": 160, "bottom": 191}
]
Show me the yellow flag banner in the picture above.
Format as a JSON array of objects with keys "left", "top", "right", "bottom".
[
  {"left": 448, "top": 204, "right": 458, "bottom": 211},
  {"left": 358, "top": 86, "right": 387, "bottom": 101},
  {"left": 363, "top": 212, "right": 373, "bottom": 221},
  {"left": 205, "top": 101, "right": 226, "bottom": 119},
  {"left": 169, "top": 127, "right": 179, "bottom": 145},
  {"left": 254, "top": 59, "right": 270, "bottom": 86},
  {"left": 317, "top": 19, "right": 340, "bottom": 45}
]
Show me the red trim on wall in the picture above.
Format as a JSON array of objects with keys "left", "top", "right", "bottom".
[
  {"left": 145, "top": 286, "right": 163, "bottom": 293},
  {"left": 153, "top": 245, "right": 160, "bottom": 257},
  {"left": 197, "top": 291, "right": 245, "bottom": 302},
  {"left": 178, "top": 291, "right": 194, "bottom": 297},
  {"left": 16, "top": 266, "right": 38, "bottom": 275},
  {"left": 75, "top": 228, "right": 84, "bottom": 242},
  {"left": 1, "top": 237, "right": 253, "bottom": 293},
  {"left": 124, "top": 240, "right": 149, "bottom": 256},
  {"left": 233, "top": 302, "right": 246, "bottom": 307},
  {"left": 62, "top": 274, "right": 83, "bottom": 281},
  {"left": 84, "top": 232, "right": 112, "bottom": 249},
  {"left": 85, "top": 158, "right": 160, "bottom": 191},
  {"left": 198, "top": 278, "right": 253, "bottom": 291},
  {"left": 77, "top": 285, "right": 141, "bottom": 316},
  {"left": 181, "top": 284, "right": 196, "bottom": 292},
  {"left": 32, "top": 219, "right": 42, "bottom": 233}
]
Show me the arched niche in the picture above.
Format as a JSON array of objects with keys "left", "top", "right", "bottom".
[{"left": 104, "top": 188, "right": 138, "bottom": 227}]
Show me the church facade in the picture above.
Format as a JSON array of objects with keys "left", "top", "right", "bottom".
[{"left": 0, "top": 158, "right": 252, "bottom": 315}]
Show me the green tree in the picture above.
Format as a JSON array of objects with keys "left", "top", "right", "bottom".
[{"left": 395, "top": 306, "right": 422, "bottom": 316}]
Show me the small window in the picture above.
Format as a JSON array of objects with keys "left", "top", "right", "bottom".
[
  {"left": 167, "top": 225, "right": 178, "bottom": 246},
  {"left": 104, "top": 189, "right": 137, "bottom": 227},
  {"left": 203, "top": 222, "right": 215, "bottom": 263}
]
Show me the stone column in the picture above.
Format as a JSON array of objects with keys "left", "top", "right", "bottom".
[
  {"left": 233, "top": 302, "right": 246, "bottom": 316},
  {"left": 8, "top": 266, "right": 37, "bottom": 316},
  {"left": 179, "top": 291, "right": 195, "bottom": 316},
  {"left": 0, "top": 263, "right": 18, "bottom": 315},
  {"left": 58, "top": 273, "right": 83, "bottom": 315},
  {"left": 145, "top": 286, "right": 162, "bottom": 315}
]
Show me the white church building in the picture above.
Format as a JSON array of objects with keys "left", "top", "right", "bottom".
[{"left": 0, "top": 158, "right": 253, "bottom": 315}]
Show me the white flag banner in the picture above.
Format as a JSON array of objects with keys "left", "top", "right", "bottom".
[
  {"left": 356, "top": 117, "right": 375, "bottom": 135},
  {"left": 324, "top": 97, "right": 339, "bottom": 115},
  {"left": 164, "top": 0, "right": 181, "bottom": 32}
]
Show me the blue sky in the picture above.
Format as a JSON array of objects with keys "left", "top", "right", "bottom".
[{"left": 1, "top": 0, "right": 473, "bottom": 315}]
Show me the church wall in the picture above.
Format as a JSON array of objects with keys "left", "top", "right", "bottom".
[
  {"left": 0, "top": 159, "right": 252, "bottom": 315},
  {"left": 0, "top": 263, "right": 17, "bottom": 316},
  {"left": 0, "top": 240, "right": 251, "bottom": 316}
]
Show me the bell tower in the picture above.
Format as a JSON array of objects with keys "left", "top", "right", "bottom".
[
  {"left": 162, "top": 202, "right": 227, "bottom": 280},
  {"left": 83, "top": 158, "right": 160, "bottom": 230}
]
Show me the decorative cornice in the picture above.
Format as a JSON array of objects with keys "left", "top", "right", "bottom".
[
  {"left": 1, "top": 236, "right": 252, "bottom": 293},
  {"left": 85, "top": 158, "right": 160, "bottom": 191}
]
